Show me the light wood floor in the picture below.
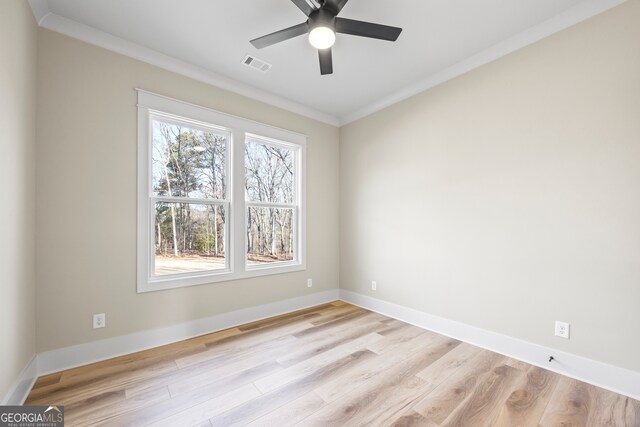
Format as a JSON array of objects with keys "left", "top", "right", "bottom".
[{"left": 26, "top": 302, "right": 640, "bottom": 426}]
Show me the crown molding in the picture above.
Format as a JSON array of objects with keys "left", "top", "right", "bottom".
[
  {"left": 36, "top": 12, "right": 341, "bottom": 127},
  {"left": 27, "top": 0, "right": 50, "bottom": 25},
  {"left": 339, "top": 0, "right": 628, "bottom": 125},
  {"left": 28, "top": 1, "right": 626, "bottom": 127}
]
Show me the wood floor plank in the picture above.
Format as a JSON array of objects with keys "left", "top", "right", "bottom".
[
  {"left": 389, "top": 410, "right": 433, "bottom": 427},
  {"left": 245, "top": 391, "right": 326, "bottom": 427},
  {"left": 314, "top": 330, "right": 447, "bottom": 404},
  {"left": 275, "top": 314, "right": 389, "bottom": 367},
  {"left": 148, "top": 383, "right": 261, "bottom": 427},
  {"left": 208, "top": 350, "right": 377, "bottom": 427},
  {"left": 300, "top": 337, "right": 459, "bottom": 426},
  {"left": 348, "top": 377, "right": 437, "bottom": 427},
  {"left": 438, "top": 363, "right": 524, "bottom": 426},
  {"left": 168, "top": 359, "right": 282, "bottom": 398},
  {"left": 539, "top": 377, "right": 593, "bottom": 426},
  {"left": 292, "top": 308, "right": 371, "bottom": 339},
  {"left": 504, "top": 357, "right": 532, "bottom": 372},
  {"left": 24, "top": 302, "right": 639, "bottom": 427},
  {"left": 254, "top": 332, "right": 384, "bottom": 393},
  {"left": 590, "top": 390, "right": 640, "bottom": 426},
  {"left": 26, "top": 358, "right": 179, "bottom": 405},
  {"left": 365, "top": 322, "right": 432, "bottom": 355},
  {"left": 31, "top": 372, "right": 63, "bottom": 390},
  {"left": 99, "top": 361, "right": 282, "bottom": 426},
  {"left": 175, "top": 326, "right": 301, "bottom": 369},
  {"left": 69, "top": 386, "right": 171, "bottom": 427},
  {"left": 307, "top": 304, "right": 369, "bottom": 326},
  {"left": 61, "top": 326, "right": 241, "bottom": 385},
  {"left": 491, "top": 365, "right": 560, "bottom": 427},
  {"left": 25, "top": 330, "right": 233, "bottom": 404},
  {"left": 412, "top": 350, "right": 507, "bottom": 424},
  {"left": 416, "top": 342, "right": 483, "bottom": 386},
  {"left": 540, "top": 376, "right": 640, "bottom": 427},
  {"left": 235, "top": 303, "right": 337, "bottom": 332}
]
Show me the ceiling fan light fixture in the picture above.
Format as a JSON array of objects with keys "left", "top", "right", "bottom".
[{"left": 309, "top": 26, "right": 335, "bottom": 49}]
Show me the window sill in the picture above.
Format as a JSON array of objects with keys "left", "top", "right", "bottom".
[{"left": 137, "top": 262, "right": 306, "bottom": 293}]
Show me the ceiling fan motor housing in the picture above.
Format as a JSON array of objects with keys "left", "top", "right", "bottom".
[{"left": 309, "top": 9, "right": 336, "bottom": 31}]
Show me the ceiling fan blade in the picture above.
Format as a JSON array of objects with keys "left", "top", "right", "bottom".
[
  {"left": 335, "top": 17, "right": 402, "bottom": 41},
  {"left": 318, "top": 48, "right": 333, "bottom": 75},
  {"left": 250, "top": 23, "right": 309, "bottom": 49},
  {"left": 290, "top": 0, "right": 315, "bottom": 16},
  {"left": 323, "top": 0, "right": 349, "bottom": 15}
]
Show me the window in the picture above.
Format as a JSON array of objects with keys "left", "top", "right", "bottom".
[
  {"left": 137, "top": 90, "right": 306, "bottom": 292},
  {"left": 151, "top": 116, "right": 230, "bottom": 277},
  {"left": 245, "top": 137, "right": 297, "bottom": 267}
]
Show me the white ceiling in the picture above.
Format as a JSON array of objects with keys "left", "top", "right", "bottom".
[{"left": 29, "top": 0, "right": 623, "bottom": 125}]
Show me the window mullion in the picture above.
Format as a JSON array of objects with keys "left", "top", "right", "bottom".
[
  {"left": 151, "top": 196, "right": 227, "bottom": 205},
  {"left": 232, "top": 130, "right": 247, "bottom": 274},
  {"left": 245, "top": 201, "right": 296, "bottom": 209}
]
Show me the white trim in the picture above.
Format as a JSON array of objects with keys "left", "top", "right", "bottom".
[
  {"left": 10, "top": 290, "right": 640, "bottom": 402},
  {"left": 1, "top": 355, "right": 38, "bottom": 405},
  {"left": 30, "top": 1, "right": 624, "bottom": 126},
  {"left": 339, "top": 290, "right": 640, "bottom": 401},
  {"left": 37, "top": 290, "right": 339, "bottom": 376},
  {"left": 27, "top": 0, "right": 50, "bottom": 26},
  {"left": 137, "top": 90, "right": 307, "bottom": 292},
  {"left": 37, "top": 13, "right": 340, "bottom": 127},
  {"left": 339, "top": 0, "right": 628, "bottom": 125},
  {"left": 137, "top": 90, "right": 307, "bottom": 145}
]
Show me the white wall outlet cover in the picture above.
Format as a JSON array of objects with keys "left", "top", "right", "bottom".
[
  {"left": 93, "top": 313, "right": 106, "bottom": 329},
  {"left": 371, "top": 281, "right": 377, "bottom": 291},
  {"left": 307, "top": 278, "right": 313, "bottom": 288},
  {"left": 555, "top": 320, "right": 570, "bottom": 339}
]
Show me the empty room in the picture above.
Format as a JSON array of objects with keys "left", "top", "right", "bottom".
[{"left": 1, "top": 0, "right": 639, "bottom": 425}]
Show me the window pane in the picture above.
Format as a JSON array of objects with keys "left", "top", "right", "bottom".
[
  {"left": 152, "top": 119, "right": 228, "bottom": 200},
  {"left": 246, "top": 207, "right": 295, "bottom": 265},
  {"left": 154, "top": 202, "right": 226, "bottom": 276},
  {"left": 245, "top": 139, "right": 294, "bottom": 204}
]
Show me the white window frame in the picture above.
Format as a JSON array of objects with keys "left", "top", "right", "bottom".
[
  {"left": 137, "top": 90, "right": 306, "bottom": 293},
  {"left": 245, "top": 134, "right": 302, "bottom": 272}
]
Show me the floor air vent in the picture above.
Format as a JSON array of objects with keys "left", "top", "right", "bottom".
[{"left": 242, "top": 55, "right": 272, "bottom": 73}]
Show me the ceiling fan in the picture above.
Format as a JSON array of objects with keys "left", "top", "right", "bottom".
[{"left": 250, "top": 0, "right": 403, "bottom": 75}]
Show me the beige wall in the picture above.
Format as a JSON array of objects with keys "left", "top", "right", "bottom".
[
  {"left": 0, "top": 1, "right": 38, "bottom": 398},
  {"left": 36, "top": 30, "right": 340, "bottom": 352},
  {"left": 340, "top": 1, "right": 640, "bottom": 372},
  {"left": 20, "top": 0, "right": 640, "bottom": 377}
]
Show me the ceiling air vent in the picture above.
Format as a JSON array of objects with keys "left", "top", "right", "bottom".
[{"left": 242, "top": 55, "right": 272, "bottom": 73}]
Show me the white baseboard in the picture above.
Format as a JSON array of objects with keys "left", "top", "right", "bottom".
[
  {"left": 3, "top": 289, "right": 338, "bottom": 404},
  {"left": 37, "top": 289, "right": 339, "bottom": 376},
  {"left": 9, "top": 288, "right": 637, "bottom": 404},
  {"left": 1, "top": 355, "right": 38, "bottom": 405},
  {"left": 339, "top": 290, "right": 640, "bottom": 401}
]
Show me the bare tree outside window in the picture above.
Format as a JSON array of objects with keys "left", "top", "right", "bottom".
[
  {"left": 245, "top": 139, "right": 297, "bottom": 265},
  {"left": 151, "top": 119, "right": 228, "bottom": 276}
]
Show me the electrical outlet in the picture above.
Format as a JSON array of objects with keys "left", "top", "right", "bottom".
[
  {"left": 371, "top": 281, "right": 377, "bottom": 291},
  {"left": 555, "top": 321, "right": 569, "bottom": 339},
  {"left": 307, "top": 278, "right": 313, "bottom": 288},
  {"left": 93, "top": 313, "right": 106, "bottom": 329}
]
